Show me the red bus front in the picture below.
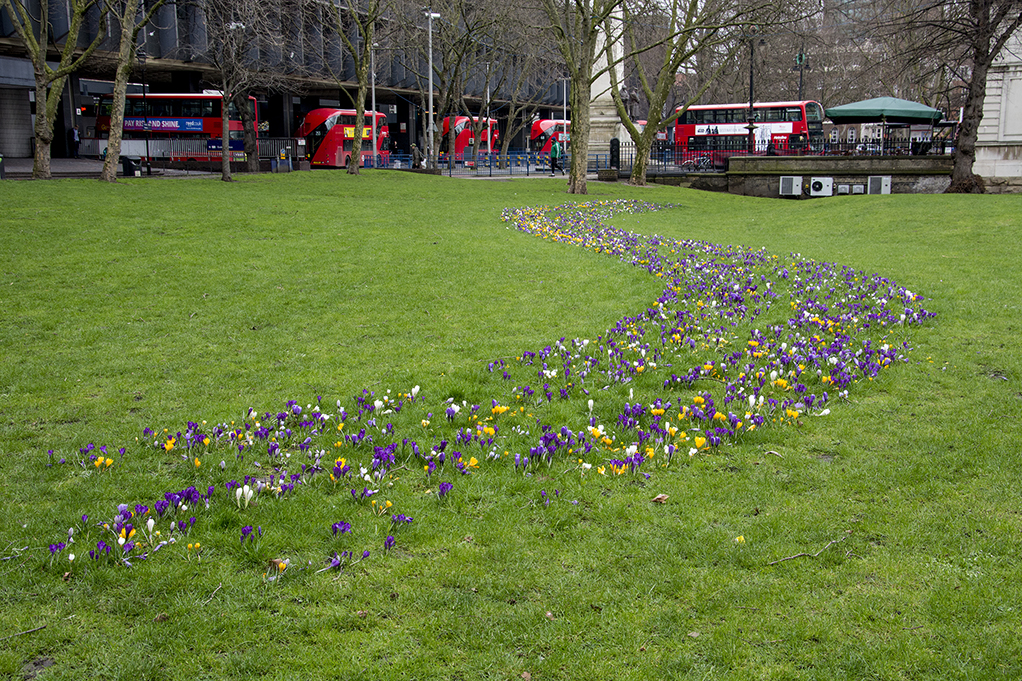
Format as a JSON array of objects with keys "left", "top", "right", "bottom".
[
  {"left": 529, "top": 119, "right": 570, "bottom": 154},
  {"left": 296, "top": 108, "right": 390, "bottom": 168},
  {"left": 439, "top": 116, "right": 499, "bottom": 161}
]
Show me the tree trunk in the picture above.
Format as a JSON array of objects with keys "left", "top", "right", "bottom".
[
  {"left": 31, "top": 75, "right": 61, "bottom": 180},
  {"left": 100, "top": 64, "right": 130, "bottom": 182},
  {"left": 348, "top": 80, "right": 368, "bottom": 176},
  {"left": 628, "top": 132, "right": 654, "bottom": 186},
  {"left": 568, "top": 82, "right": 590, "bottom": 194},
  {"left": 447, "top": 116, "right": 457, "bottom": 170},
  {"left": 947, "top": 58, "right": 990, "bottom": 193},
  {"left": 220, "top": 96, "right": 232, "bottom": 181},
  {"left": 234, "top": 93, "right": 259, "bottom": 173},
  {"left": 101, "top": 21, "right": 138, "bottom": 183}
]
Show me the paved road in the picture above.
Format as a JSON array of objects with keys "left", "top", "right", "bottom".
[
  {"left": 1, "top": 156, "right": 602, "bottom": 181},
  {"left": 1, "top": 157, "right": 215, "bottom": 180}
]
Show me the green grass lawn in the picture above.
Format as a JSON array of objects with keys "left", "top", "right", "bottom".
[{"left": 1, "top": 172, "right": 1020, "bottom": 680}]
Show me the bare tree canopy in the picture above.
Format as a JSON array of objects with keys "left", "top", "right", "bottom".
[
  {"left": 541, "top": 0, "right": 627, "bottom": 194},
  {"left": 885, "top": 0, "right": 1022, "bottom": 192},
  {"left": 99, "top": 0, "right": 167, "bottom": 183},
  {"left": 1, "top": 0, "right": 107, "bottom": 178},
  {"left": 199, "top": 0, "right": 294, "bottom": 180},
  {"left": 606, "top": 0, "right": 796, "bottom": 185}
]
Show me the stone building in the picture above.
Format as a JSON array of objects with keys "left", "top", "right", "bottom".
[{"left": 975, "top": 30, "right": 1022, "bottom": 192}]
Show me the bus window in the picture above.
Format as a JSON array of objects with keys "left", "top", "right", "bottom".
[{"left": 785, "top": 108, "right": 803, "bottom": 122}]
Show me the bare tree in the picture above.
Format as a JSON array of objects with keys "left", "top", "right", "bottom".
[
  {"left": 479, "top": 45, "right": 554, "bottom": 165},
  {"left": 99, "top": 0, "right": 166, "bottom": 182},
  {"left": 199, "top": 0, "right": 290, "bottom": 180},
  {"left": 541, "top": 0, "right": 627, "bottom": 193},
  {"left": 606, "top": 0, "right": 775, "bottom": 185},
  {"left": 392, "top": 0, "right": 502, "bottom": 168},
  {"left": 887, "top": 0, "right": 1022, "bottom": 192},
  {"left": 458, "top": 9, "right": 551, "bottom": 164},
  {"left": 323, "top": 0, "right": 387, "bottom": 174},
  {"left": 1, "top": 0, "right": 107, "bottom": 178}
]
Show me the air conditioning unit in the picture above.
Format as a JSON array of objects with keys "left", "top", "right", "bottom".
[
  {"left": 852, "top": 184, "right": 865, "bottom": 194},
  {"left": 837, "top": 184, "right": 850, "bottom": 195},
  {"left": 809, "top": 177, "right": 833, "bottom": 197},
  {"left": 867, "top": 175, "right": 892, "bottom": 194},
  {"left": 779, "top": 176, "right": 802, "bottom": 196}
]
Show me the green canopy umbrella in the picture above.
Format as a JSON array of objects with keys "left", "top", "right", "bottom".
[{"left": 824, "top": 97, "right": 944, "bottom": 124}]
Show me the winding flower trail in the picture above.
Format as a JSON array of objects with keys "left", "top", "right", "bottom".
[{"left": 46, "top": 200, "right": 935, "bottom": 574}]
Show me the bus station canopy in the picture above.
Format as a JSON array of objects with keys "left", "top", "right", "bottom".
[{"left": 824, "top": 97, "right": 944, "bottom": 124}]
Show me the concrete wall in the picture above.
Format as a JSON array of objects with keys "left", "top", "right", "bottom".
[{"left": 726, "top": 155, "right": 953, "bottom": 198}]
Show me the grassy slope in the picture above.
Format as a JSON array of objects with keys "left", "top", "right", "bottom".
[{"left": 1, "top": 174, "right": 1020, "bottom": 680}]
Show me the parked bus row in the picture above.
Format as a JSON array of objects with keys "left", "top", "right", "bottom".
[{"left": 92, "top": 92, "right": 828, "bottom": 170}]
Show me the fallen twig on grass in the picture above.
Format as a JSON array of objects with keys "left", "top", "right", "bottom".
[
  {"left": 202, "top": 583, "right": 222, "bottom": 606},
  {"left": 767, "top": 534, "right": 850, "bottom": 565},
  {"left": 0, "top": 625, "right": 46, "bottom": 642}
]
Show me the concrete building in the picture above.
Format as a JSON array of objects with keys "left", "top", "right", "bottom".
[{"left": 1, "top": 0, "right": 562, "bottom": 159}]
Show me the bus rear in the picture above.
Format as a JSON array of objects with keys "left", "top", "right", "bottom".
[{"left": 94, "top": 93, "right": 255, "bottom": 161}]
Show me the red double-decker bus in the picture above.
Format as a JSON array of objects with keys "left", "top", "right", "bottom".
[
  {"left": 296, "top": 109, "right": 390, "bottom": 168},
  {"left": 674, "top": 100, "right": 824, "bottom": 168},
  {"left": 95, "top": 92, "right": 257, "bottom": 161},
  {"left": 529, "top": 119, "right": 570, "bottom": 154},
  {"left": 439, "top": 116, "right": 499, "bottom": 158}
]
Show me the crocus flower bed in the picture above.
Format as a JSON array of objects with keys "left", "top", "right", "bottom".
[{"left": 41, "top": 199, "right": 934, "bottom": 579}]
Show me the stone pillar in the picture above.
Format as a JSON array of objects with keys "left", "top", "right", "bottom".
[{"left": 589, "top": 12, "right": 625, "bottom": 155}]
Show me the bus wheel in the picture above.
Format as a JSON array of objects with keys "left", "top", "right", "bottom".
[
  {"left": 186, "top": 158, "right": 197, "bottom": 162},
  {"left": 343, "top": 156, "right": 350, "bottom": 168}
]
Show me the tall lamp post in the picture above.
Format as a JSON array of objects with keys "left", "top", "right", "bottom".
[
  {"left": 484, "top": 61, "right": 491, "bottom": 154},
  {"left": 562, "top": 77, "right": 568, "bottom": 126},
  {"left": 794, "top": 49, "right": 809, "bottom": 101},
  {"left": 425, "top": 10, "right": 440, "bottom": 168},
  {"left": 745, "top": 30, "right": 758, "bottom": 156},
  {"left": 136, "top": 46, "right": 152, "bottom": 175},
  {"left": 371, "top": 42, "right": 377, "bottom": 168}
]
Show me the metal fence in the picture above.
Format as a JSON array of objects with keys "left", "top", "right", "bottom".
[
  {"left": 80, "top": 137, "right": 247, "bottom": 161},
  {"left": 80, "top": 136, "right": 952, "bottom": 177}
]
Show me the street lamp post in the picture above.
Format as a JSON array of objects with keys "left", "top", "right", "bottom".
[
  {"left": 746, "top": 32, "right": 757, "bottom": 156},
  {"left": 562, "top": 77, "right": 568, "bottom": 126},
  {"left": 794, "top": 50, "right": 808, "bottom": 101},
  {"left": 425, "top": 10, "right": 440, "bottom": 169},
  {"left": 371, "top": 42, "right": 377, "bottom": 168},
  {"left": 137, "top": 47, "right": 152, "bottom": 175},
  {"left": 485, "top": 61, "right": 491, "bottom": 155}
]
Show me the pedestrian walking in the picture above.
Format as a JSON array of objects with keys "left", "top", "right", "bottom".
[
  {"left": 411, "top": 143, "right": 423, "bottom": 169},
  {"left": 67, "top": 125, "right": 80, "bottom": 158},
  {"left": 550, "top": 137, "right": 564, "bottom": 176}
]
